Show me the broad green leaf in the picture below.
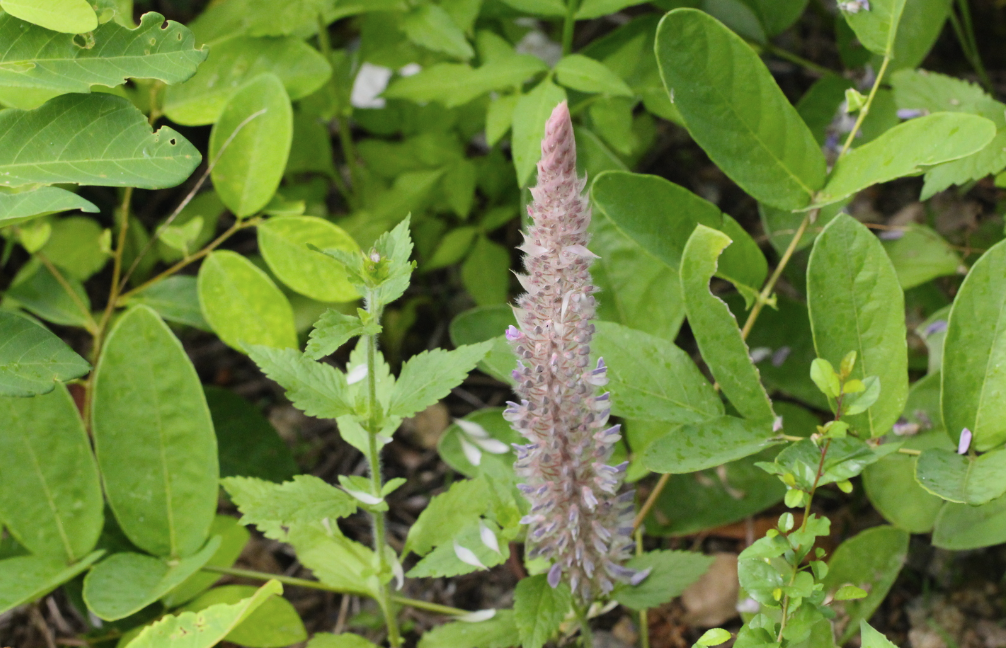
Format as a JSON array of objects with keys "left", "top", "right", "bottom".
[
  {"left": 737, "top": 0, "right": 808, "bottom": 36},
  {"left": 245, "top": 345, "right": 354, "bottom": 419},
  {"left": 384, "top": 58, "right": 546, "bottom": 108},
  {"left": 163, "top": 37, "right": 331, "bottom": 126},
  {"left": 814, "top": 113, "right": 996, "bottom": 207},
  {"left": 891, "top": 69, "right": 1006, "bottom": 200},
  {"left": 0, "top": 385, "right": 102, "bottom": 561},
  {"left": 514, "top": 575, "right": 571, "bottom": 648},
  {"left": 41, "top": 216, "right": 109, "bottom": 280},
  {"left": 448, "top": 305, "right": 516, "bottom": 384},
  {"left": 915, "top": 448, "right": 1006, "bottom": 505},
  {"left": 643, "top": 416, "right": 781, "bottom": 474},
  {"left": 841, "top": 0, "right": 906, "bottom": 55},
  {"left": 424, "top": 226, "right": 478, "bottom": 271},
  {"left": 882, "top": 225, "right": 961, "bottom": 289},
  {"left": 0, "top": 187, "right": 97, "bottom": 224},
  {"left": 807, "top": 215, "right": 908, "bottom": 437},
  {"left": 0, "top": 94, "right": 201, "bottom": 189},
  {"left": 406, "top": 517, "right": 512, "bottom": 577},
  {"left": 942, "top": 239, "right": 1006, "bottom": 451},
  {"left": 308, "top": 635, "right": 379, "bottom": 648},
  {"left": 887, "top": 0, "right": 951, "bottom": 71},
  {"left": 0, "top": 551, "right": 103, "bottom": 615},
  {"left": 680, "top": 225, "right": 774, "bottom": 422},
  {"left": 0, "top": 311, "right": 89, "bottom": 396},
  {"left": 588, "top": 97, "right": 638, "bottom": 156},
  {"left": 437, "top": 408, "right": 522, "bottom": 481},
  {"left": 591, "top": 172, "right": 765, "bottom": 291},
  {"left": 127, "top": 276, "right": 209, "bottom": 330},
  {"left": 403, "top": 478, "right": 490, "bottom": 557},
  {"left": 510, "top": 79, "right": 566, "bottom": 187},
  {"left": 83, "top": 538, "right": 221, "bottom": 620},
  {"left": 222, "top": 475, "right": 356, "bottom": 539},
  {"left": 207, "top": 387, "right": 298, "bottom": 483},
  {"left": 198, "top": 251, "right": 297, "bottom": 351},
  {"left": 210, "top": 74, "right": 292, "bottom": 218},
  {"left": 163, "top": 515, "right": 251, "bottom": 608},
  {"left": 486, "top": 94, "right": 518, "bottom": 146},
  {"left": 5, "top": 261, "right": 92, "bottom": 328},
  {"left": 594, "top": 321, "right": 723, "bottom": 424},
  {"left": 0, "top": 12, "right": 205, "bottom": 93},
  {"left": 401, "top": 4, "right": 474, "bottom": 60},
  {"left": 125, "top": 580, "right": 282, "bottom": 648},
  {"left": 92, "top": 305, "right": 218, "bottom": 557},
  {"left": 0, "top": 0, "right": 96, "bottom": 33},
  {"left": 932, "top": 496, "right": 1006, "bottom": 550},
  {"left": 822, "top": 526, "right": 909, "bottom": 643},
  {"left": 860, "top": 622, "right": 898, "bottom": 648},
  {"left": 554, "top": 55, "right": 633, "bottom": 97},
  {"left": 460, "top": 236, "right": 510, "bottom": 306},
  {"left": 417, "top": 610, "right": 520, "bottom": 648},
  {"left": 179, "top": 585, "right": 306, "bottom": 647},
  {"left": 259, "top": 216, "right": 360, "bottom": 302},
  {"left": 590, "top": 202, "right": 686, "bottom": 343},
  {"left": 612, "top": 550, "right": 713, "bottom": 610},
  {"left": 387, "top": 341, "right": 493, "bottom": 418},
  {"left": 655, "top": 9, "right": 825, "bottom": 210}
]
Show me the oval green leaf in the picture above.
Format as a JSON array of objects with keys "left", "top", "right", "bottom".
[
  {"left": 0, "top": 551, "right": 103, "bottom": 616},
  {"left": 198, "top": 250, "right": 297, "bottom": 351},
  {"left": 178, "top": 584, "right": 307, "bottom": 647},
  {"left": 0, "top": 311, "right": 90, "bottom": 396},
  {"left": 258, "top": 216, "right": 361, "bottom": 303},
  {"left": 0, "top": 94, "right": 201, "bottom": 189},
  {"left": 554, "top": 54, "right": 633, "bottom": 97},
  {"left": 0, "top": 187, "right": 97, "bottom": 226},
  {"left": 932, "top": 497, "right": 1006, "bottom": 550},
  {"left": 210, "top": 73, "right": 293, "bottom": 218},
  {"left": 643, "top": 416, "right": 781, "bottom": 474},
  {"left": 915, "top": 447, "right": 1006, "bottom": 505},
  {"left": 0, "top": 384, "right": 102, "bottom": 562},
  {"left": 807, "top": 214, "right": 908, "bottom": 437},
  {"left": 942, "top": 238, "right": 1006, "bottom": 451},
  {"left": 655, "top": 8, "right": 825, "bottom": 210},
  {"left": 92, "top": 305, "right": 219, "bottom": 558},
  {"left": 0, "top": 0, "right": 96, "bottom": 33}
]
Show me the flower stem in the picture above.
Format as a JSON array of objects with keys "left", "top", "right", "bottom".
[{"left": 838, "top": 54, "right": 890, "bottom": 158}]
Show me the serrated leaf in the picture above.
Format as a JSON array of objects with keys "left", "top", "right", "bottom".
[
  {"left": 126, "top": 580, "right": 283, "bottom": 648},
  {"left": 417, "top": 610, "right": 520, "bottom": 648},
  {"left": 514, "top": 575, "right": 571, "bottom": 648},
  {"left": 0, "top": 311, "right": 90, "bottom": 396},
  {"left": 387, "top": 341, "right": 493, "bottom": 418},
  {"left": 285, "top": 523, "right": 378, "bottom": 597},
  {"left": 510, "top": 79, "right": 567, "bottom": 187},
  {"left": 680, "top": 225, "right": 774, "bottom": 422},
  {"left": 246, "top": 345, "right": 354, "bottom": 420},
  {"left": 222, "top": 475, "right": 357, "bottom": 539},
  {"left": 655, "top": 9, "right": 825, "bottom": 210},
  {"left": 306, "top": 311, "right": 369, "bottom": 360},
  {"left": 612, "top": 550, "right": 714, "bottom": 610},
  {"left": 0, "top": 0, "right": 96, "bottom": 33},
  {"left": 0, "top": 94, "right": 201, "bottom": 189},
  {"left": 404, "top": 478, "right": 490, "bottom": 557},
  {"left": 554, "top": 54, "right": 633, "bottom": 97},
  {"left": 0, "top": 187, "right": 97, "bottom": 225},
  {"left": 0, "top": 551, "right": 103, "bottom": 615},
  {"left": 807, "top": 215, "right": 908, "bottom": 437},
  {"left": 0, "top": 12, "right": 206, "bottom": 93},
  {"left": 643, "top": 416, "right": 781, "bottom": 474},
  {"left": 814, "top": 113, "right": 996, "bottom": 207}
]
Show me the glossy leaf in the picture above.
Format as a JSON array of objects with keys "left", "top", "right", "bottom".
[
  {"left": 92, "top": 305, "right": 218, "bottom": 557},
  {"left": 680, "top": 225, "right": 774, "bottom": 422},
  {"left": 655, "top": 9, "right": 825, "bottom": 210},
  {"left": 594, "top": 321, "right": 722, "bottom": 424},
  {"left": 259, "top": 216, "right": 360, "bottom": 302},
  {"left": 0, "top": 0, "right": 96, "bottom": 33},
  {"left": 554, "top": 55, "right": 633, "bottom": 96},
  {"left": 162, "top": 515, "right": 251, "bottom": 608},
  {"left": 388, "top": 341, "right": 493, "bottom": 418},
  {"left": 612, "top": 550, "right": 713, "bottom": 610},
  {"left": 0, "top": 94, "right": 201, "bottom": 189},
  {"left": 510, "top": 79, "right": 567, "bottom": 187},
  {"left": 842, "top": 0, "right": 906, "bottom": 55},
  {"left": 942, "top": 239, "right": 1006, "bottom": 451},
  {"left": 126, "top": 580, "right": 283, "bottom": 648},
  {"left": 823, "top": 526, "right": 909, "bottom": 643},
  {"left": 888, "top": 0, "right": 951, "bottom": 71},
  {"left": 0, "top": 311, "right": 89, "bottom": 396},
  {"left": 807, "top": 215, "right": 908, "bottom": 437},
  {"left": 514, "top": 575, "right": 571, "bottom": 648},
  {"left": 0, "top": 551, "right": 103, "bottom": 615},
  {"left": 0, "top": 385, "right": 102, "bottom": 561},
  {"left": 163, "top": 36, "right": 331, "bottom": 126},
  {"left": 198, "top": 250, "right": 298, "bottom": 351},
  {"left": 83, "top": 538, "right": 220, "bottom": 620},
  {"left": 179, "top": 585, "right": 307, "bottom": 647},
  {"left": 643, "top": 416, "right": 781, "bottom": 474},
  {"left": 0, "top": 187, "right": 97, "bottom": 224},
  {"left": 210, "top": 74, "right": 292, "bottom": 218},
  {"left": 814, "top": 113, "right": 996, "bottom": 207},
  {"left": 0, "top": 12, "right": 205, "bottom": 93}
]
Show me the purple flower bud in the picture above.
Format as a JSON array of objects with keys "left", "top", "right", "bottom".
[
  {"left": 924, "top": 320, "right": 948, "bottom": 337},
  {"left": 547, "top": 563, "right": 563, "bottom": 588},
  {"left": 879, "top": 229, "right": 905, "bottom": 240},
  {"left": 958, "top": 428, "right": 972, "bottom": 455},
  {"left": 897, "top": 108, "right": 927, "bottom": 120},
  {"left": 506, "top": 325, "right": 522, "bottom": 341}
]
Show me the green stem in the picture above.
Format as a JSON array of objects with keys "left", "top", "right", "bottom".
[
  {"left": 199, "top": 566, "right": 469, "bottom": 616},
  {"left": 750, "top": 40, "right": 834, "bottom": 77},
  {"left": 574, "top": 601, "right": 593, "bottom": 648},
  {"left": 838, "top": 55, "right": 890, "bottom": 157},
  {"left": 561, "top": 0, "right": 579, "bottom": 55},
  {"left": 636, "top": 529, "right": 650, "bottom": 648}
]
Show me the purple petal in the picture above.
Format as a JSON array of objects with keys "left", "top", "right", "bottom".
[
  {"left": 547, "top": 563, "right": 563, "bottom": 588},
  {"left": 897, "top": 108, "right": 926, "bottom": 120},
  {"left": 958, "top": 428, "right": 972, "bottom": 455},
  {"left": 878, "top": 229, "right": 905, "bottom": 241},
  {"left": 771, "top": 346, "right": 792, "bottom": 367},
  {"left": 924, "top": 320, "right": 948, "bottom": 337},
  {"left": 506, "top": 325, "right": 522, "bottom": 341}
]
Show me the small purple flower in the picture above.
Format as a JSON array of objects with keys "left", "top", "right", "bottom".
[
  {"left": 771, "top": 346, "right": 791, "bottom": 367},
  {"left": 897, "top": 108, "right": 927, "bottom": 120},
  {"left": 878, "top": 229, "right": 905, "bottom": 241},
  {"left": 505, "top": 325, "right": 522, "bottom": 341},
  {"left": 924, "top": 320, "right": 948, "bottom": 337},
  {"left": 958, "top": 428, "right": 973, "bottom": 455}
]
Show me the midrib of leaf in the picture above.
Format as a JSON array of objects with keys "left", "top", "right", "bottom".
[
  {"left": 137, "top": 349, "right": 178, "bottom": 557},
  {"left": 960, "top": 453, "right": 978, "bottom": 502},
  {"left": 15, "top": 407, "right": 76, "bottom": 561}
]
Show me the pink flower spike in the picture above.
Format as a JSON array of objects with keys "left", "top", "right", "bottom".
[{"left": 958, "top": 428, "right": 973, "bottom": 455}]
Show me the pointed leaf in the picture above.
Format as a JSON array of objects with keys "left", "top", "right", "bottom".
[
  {"left": 246, "top": 345, "right": 354, "bottom": 419},
  {"left": 655, "top": 9, "right": 825, "bottom": 210},
  {"left": 554, "top": 54, "right": 633, "bottom": 97},
  {"left": 511, "top": 79, "right": 566, "bottom": 187},
  {"left": 162, "top": 515, "right": 252, "bottom": 608},
  {"left": 860, "top": 621, "right": 899, "bottom": 648},
  {"left": 0, "top": 311, "right": 90, "bottom": 396},
  {"left": 842, "top": 0, "right": 906, "bottom": 56},
  {"left": 0, "top": 187, "right": 97, "bottom": 225},
  {"left": 387, "top": 341, "right": 493, "bottom": 418},
  {"left": 92, "top": 306, "right": 219, "bottom": 557},
  {"left": 643, "top": 416, "right": 782, "bottom": 474},
  {"left": 177, "top": 584, "right": 306, "bottom": 647},
  {"left": 417, "top": 610, "right": 520, "bottom": 648},
  {"left": 0, "top": 551, "right": 103, "bottom": 615},
  {"left": 401, "top": 4, "right": 474, "bottom": 60},
  {"left": 222, "top": 475, "right": 357, "bottom": 536},
  {"left": 514, "top": 575, "right": 571, "bottom": 648}
]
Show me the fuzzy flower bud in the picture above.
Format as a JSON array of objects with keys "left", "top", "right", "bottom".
[{"left": 505, "top": 101, "right": 643, "bottom": 600}]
